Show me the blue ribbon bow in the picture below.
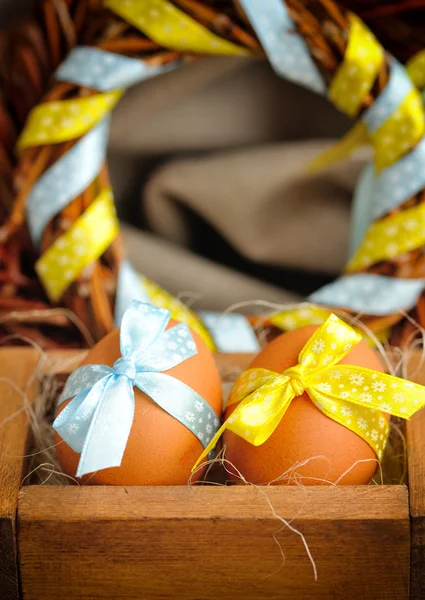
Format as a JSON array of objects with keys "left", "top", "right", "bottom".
[{"left": 53, "top": 301, "right": 220, "bottom": 477}]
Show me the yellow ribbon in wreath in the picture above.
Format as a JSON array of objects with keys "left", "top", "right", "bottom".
[
  {"left": 194, "top": 314, "right": 425, "bottom": 469},
  {"left": 141, "top": 276, "right": 217, "bottom": 352},
  {"left": 407, "top": 50, "right": 425, "bottom": 91},
  {"left": 268, "top": 306, "right": 389, "bottom": 347},
  {"left": 17, "top": 91, "right": 122, "bottom": 150},
  {"left": 346, "top": 201, "right": 425, "bottom": 272},
  {"left": 308, "top": 14, "right": 424, "bottom": 173},
  {"left": 106, "top": 0, "right": 249, "bottom": 56},
  {"left": 35, "top": 188, "right": 119, "bottom": 301}
]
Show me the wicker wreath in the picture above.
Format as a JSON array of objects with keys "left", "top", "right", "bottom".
[{"left": 1, "top": 0, "right": 425, "bottom": 350}]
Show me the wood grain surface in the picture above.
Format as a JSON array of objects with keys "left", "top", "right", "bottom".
[
  {"left": 0, "top": 349, "right": 39, "bottom": 600},
  {"left": 18, "top": 485, "right": 410, "bottom": 600},
  {"left": 404, "top": 353, "right": 425, "bottom": 600}
]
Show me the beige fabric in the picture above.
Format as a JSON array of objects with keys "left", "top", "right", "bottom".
[
  {"left": 123, "top": 226, "right": 300, "bottom": 311},
  {"left": 109, "top": 58, "right": 350, "bottom": 154},
  {"left": 143, "top": 141, "right": 367, "bottom": 275},
  {"left": 107, "top": 57, "right": 370, "bottom": 307}
]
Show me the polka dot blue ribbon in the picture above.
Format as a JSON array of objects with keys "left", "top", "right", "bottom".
[
  {"left": 199, "top": 311, "right": 260, "bottom": 353},
  {"left": 115, "top": 260, "right": 151, "bottom": 326},
  {"left": 356, "top": 134, "right": 425, "bottom": 228},
  {"left": 362, "top": 60, "right": 414, "bottom": 135},
  {"left": 55, "top": 46, "right": 178, "bottom": 92},
  {"left": 26, "top": 117, "right": 110, "bottom": 247},
  {"left": 350, "top": 141, "right": 425, "bottom": 262},
  {"left": 349, "top": 164, "right": 375, "bottom": 256},
  {"left": 239, "top": 0, "right": 326, "bottom": 95},
  {"left": 53, "top": 301, "right": 220, "bottom": 477},
  {"left": 309, "top": 273, "right": 425, "bottom": 315}
]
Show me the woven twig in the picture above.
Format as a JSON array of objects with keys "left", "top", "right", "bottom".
[
  {"left": 0, "top": 0, "right": 261, "bottom": 348},
  {"left": 341, "top": 0, "right": 425, "bottom": 63}
]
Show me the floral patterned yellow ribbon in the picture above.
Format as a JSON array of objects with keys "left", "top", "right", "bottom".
[
  {"left": 105, "top": 0, "right": 250, "bottom": 56},
  {"left": 370, "top": 88, "right": 424, "bottom": 171},
  {"left": 328, "top": 14, "right": 383, "bottom": 118},
  {"left": 346, "top": 201, "right": 425, "bottom": 272},
  {"left": 18, "top": 91, "right": 122, "bottom": 150},
  {"left": 407, "top": 50, "right": 425, "bottom": 90},
  {"left": 194, "top": 314, "right": 425, "bottom": 470},
  {"left": 269, "top": 306, "right": 334, "bottom": 331},
  {"left": 36, "top": 188, "right": 119, "bottom": 301},
  {"left": 305, "top": 92, "right": 424, "bottom": 173},
  {"left": 310, "top": 15, "right": 424, "bottom": 173},
  {"left": 268, "top": 306, "right": 389, "bottom": 347}
]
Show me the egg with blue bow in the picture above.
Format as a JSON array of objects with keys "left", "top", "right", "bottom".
[{"left": 53, "top": 301, "right": 222, "bottom": 485}]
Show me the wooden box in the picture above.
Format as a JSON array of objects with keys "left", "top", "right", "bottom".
[{"left": 1, "top": 347, "right": 424, "bottom": 600}]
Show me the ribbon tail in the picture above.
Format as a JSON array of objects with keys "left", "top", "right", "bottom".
[
  {"left": 229, "top": 385, "right": 294, "bottom": 447},
  {"left": 57, "top": 364, "right": 113, "bottom": 407},
  {"left": 307, "top": 386, "right": 389, "bottom": 461},
  {"left": 192, "top": 422, "right": 227, "bottom": 473},
  {"left": 305, "top": 122, "right": 369, "bottom": 174},
  {"left": 77, "top": 374, "right": 134, "bottom": 477},
  {"left": 53, "top": 387, "right": 95, "bottom": 453}
]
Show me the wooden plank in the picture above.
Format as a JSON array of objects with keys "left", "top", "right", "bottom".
[
  {"left": 40, "top": 349, "right": 87, "bottom": 376},
  {"left": 406, "top": 412, "right": 425, "bottom": 600},
  {"left": 403, "top": 352, "right": 425, "bottom": 599},
  {"left": 0, "top": 348, "right": 40, "bottom": 600},
  {"left": 19, "top": 485, "right": 410, "bottom": 600},
  {"left": 406, "top": 408, "right": 425, "bottom": 519},
  {"left": 411, "top": 519, "right": 425, "bottom": 600}
]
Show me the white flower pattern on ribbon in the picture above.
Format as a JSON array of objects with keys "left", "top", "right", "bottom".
[
  {"left": 359, "top": 392, "right": 372, "bottom": 403},
  {"left": 349, "top": 373, "right": 364, "bottom": 385},
  {"left": 318, "top": 382, "right": 332, "bottom": 394},
  {"left": 357, "top": 418, "right": 367, "bottom": 430},
  {"left": 372, "top": 381, "right": 387, "bottom": 392},
  {"left": 195, "top": 400, "right": 204, "bottom": 413},
  {"left": 185, "top": 412, "right": 195, "bottom": 423},
  {"left": 312, "top": 339, "right": 325, "bottom": 354}
]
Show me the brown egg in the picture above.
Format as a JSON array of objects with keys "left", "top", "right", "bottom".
[
  {"left": 223, "top": 325, "right": 386, "bottom": 486},
  {"left": 55, "top": 319, "right": 222, "bottom": 485}
]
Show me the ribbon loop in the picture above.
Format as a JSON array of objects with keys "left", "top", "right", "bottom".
[{"left": 120, "top": 301, "right": 169, "bottom": 361}]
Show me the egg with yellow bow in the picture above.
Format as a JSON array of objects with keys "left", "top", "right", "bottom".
[{"left": 222, "top": 325, "right": 387, "bottom": 486}]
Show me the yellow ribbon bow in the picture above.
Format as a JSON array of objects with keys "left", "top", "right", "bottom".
[{"left": 194, "top": 314, "right": 425, "bottom": 470}]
